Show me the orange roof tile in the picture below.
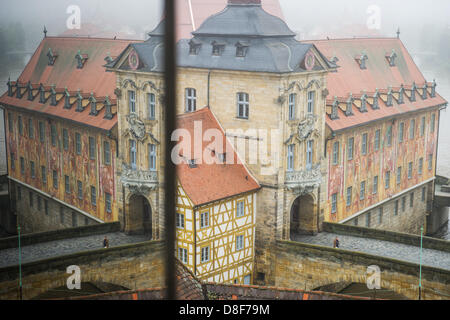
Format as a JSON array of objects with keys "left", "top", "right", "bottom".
[
  {"left": 307, "top": 38, "right": 448, "bottom": 131},
  {"left": 0, "top": 37, "right": 140, "bottom": 130},
  {"left": 176, "top": 108, "right": 260, "bottom": 206}
]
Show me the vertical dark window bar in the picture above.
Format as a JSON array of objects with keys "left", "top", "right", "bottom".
[{"left": 164, "top": 0, "right": 177, "bottom": 300}]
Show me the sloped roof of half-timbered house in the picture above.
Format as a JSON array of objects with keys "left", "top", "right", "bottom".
[
  {"left": 107, "top": 0, "right": 335, "bottom": 74},
  {"left": 175, "top": 107, "right": 260, "bottom": 207},
  {"left": 307, "top": 38, "right": 448, "bottom": 132},
  {"left": 1, "top": 36, "right": 141, "bottom": 131}
]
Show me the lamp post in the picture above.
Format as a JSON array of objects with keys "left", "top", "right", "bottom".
[
  {"left": 419, "top": 226, "right": 423, "bottom": 300},
  {"left": 18, "top": 225, "right": 23, "bottom": 300}
]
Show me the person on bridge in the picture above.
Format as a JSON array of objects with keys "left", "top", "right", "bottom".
[
  {"left": 333, "top": 237, "right": 340, "bottom": 248},
  {"left": 103, "top": 236, "right": 109, "bottom": 249}
]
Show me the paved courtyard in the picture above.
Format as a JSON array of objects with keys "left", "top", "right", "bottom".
[
  {"left": 0, "top": 232, "right": 151, "bottom": 268},
  {"left": 292, "top": 232, "right": 450, "bottom": 271}
]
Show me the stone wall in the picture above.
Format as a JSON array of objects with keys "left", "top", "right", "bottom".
[
  {"left": 0, "top": 240, "right": 165, "bottom": 300},
  {"left": 342, "top": 182, "right": 432, "bottom": 235},
  {"left": 272, "top": 240, "right": 450, "bottom": 300},
  {"left": 322, "top": 222, "right": 450, "bottom": 253},
  {"left": 10, "top": 180, "right": 101, "bottom": 234},
  {"left": 0, "top": 222, "right": 120, "bottom": 250}
]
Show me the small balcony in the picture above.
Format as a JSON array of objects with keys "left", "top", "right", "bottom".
[
  {"left": 285, "top": 164, "right": 322, "bottom": 195},
  {"left": 120, "top": 164, "right": 159, "bottom": 193}
]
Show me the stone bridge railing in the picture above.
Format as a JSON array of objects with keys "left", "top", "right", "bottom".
[
  {"left": 322, "top": 222, "right": 450, "bottom": 253},
  {"left": 0, "top": 240, "right": 165, "bottom": 300},
  {"left": 0, "top": 222, "right": 121, "bottom": 250},
  {"left": 273, "top": 240, "right": 450, "bottom": 300}
]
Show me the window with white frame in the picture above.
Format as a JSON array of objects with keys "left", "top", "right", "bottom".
[
  {"left": 105, "top": 192, "right": 112, "bottom": 213},
  {"left": 421, "top": 117, "right": 425, "bottom": 137},
  {"left": 397, "top": 167, "right": 401, "bottom": 185},
  {"left": 128, "top": 90, "right": 136, "bottom": 113},
  {"left": 398, "top": 122, "right": 404, "bottom": 143},
  {"left": 386, "top": 125, "right": 392, "bottom": 146},
  {"left": 348, "top": 137, "right": 354, "bottom": 160},
  {"left": 307, "top": 91, "right": 315, "bottom": 114},
  {"left": 237, "top": 92, "right": 249, "bottom": 119},
  {"left": 104, "top": 141, "right": 111, "bottom": 166},
  {"left": 148, "top": 143, "right": 156, "bottom": 171},
  {"left": 332, "top": 142, "right": 339, "bottom": 165},
  {"left": 409, "top": 119, "right": 415, "bottom": 139},
  {"left": 176, "top": 213, "right": 185, "bottom": 229},
  {"left": 362, "top": 133, "right": 368, "bottom": 155},
  {"left": 236, "top": 235, "right": 244, "bottom": 251},
  {"left": 236, "top": 200, "right": 245, "bottom": 218},
  {"left": 200, "top": 211, "right": 209, "bottom": 228},
  {"left": 287, "top": 144, "right": 294, "bottom": 171},
  {"left": 428, "top": 154, "right": 433, "bottom": 170},
  {"left": 331, "top": 193, "right": 337, "bottom": 213},
  {"left": 431, "top": 114, "right": 436, "bottom": 133},
  {"left": 178, "top": 248, "right": 188, "bottom": 264},
  {"left": 346, "top": 187, "right": 352, "bottom": 207},
  {"left": 288, "top": 93, "right": 296, "bottom": 120},
  {"left": 360, "top": 181, "right": 365, "bottom": 200},
  {"left": 419, "top": 158, "right": 423, "bottom": 175},
  {"left": 185, "top": 88, "right": 196, "bottom": 112},
  {"left": 147, "top": 93, "right": 156, "bottom": 120},
  {"left": 201, "top": 246, "right": 209, "bottom": 263}
]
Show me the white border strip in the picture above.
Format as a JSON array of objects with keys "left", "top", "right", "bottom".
[
  {"left": 339, "top": 177, "right": 435, "bottom": 224},
  {"left": 8, "top": 176, "right": 105, "bottom": 224}
]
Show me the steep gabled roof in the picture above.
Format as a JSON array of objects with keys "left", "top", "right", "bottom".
[
  {"left": 308, "top": 38, "right": 448, "bottom": 131},
  {"left": 0, "top": 37, "right": 140, "bottom": 130},
  {"left": 176, "top": 108, "right": 260, "bottom": 206}
]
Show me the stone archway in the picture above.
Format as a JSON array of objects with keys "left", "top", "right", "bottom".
[
  {"left": 290, "top": 194, "right": 316, "bottom": 237},
  {"left": 127, "top": 194, "right": 152, "bottom": 236}
]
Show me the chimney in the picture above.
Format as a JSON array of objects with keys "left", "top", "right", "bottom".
[{"left": 228, "top": 0, "right": 261, "bottom": 4}]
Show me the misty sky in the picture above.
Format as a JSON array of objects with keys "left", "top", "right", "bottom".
[{"left": 1, "top": 0, "right": 449, "bottom": 41}]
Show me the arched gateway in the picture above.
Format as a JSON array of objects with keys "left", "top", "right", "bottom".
[
  {"left": 127, "top": 194, "right": 152, "bottom": 236},
  {"left": 290, "top": 194, "right": 316, "bottom": 237}
]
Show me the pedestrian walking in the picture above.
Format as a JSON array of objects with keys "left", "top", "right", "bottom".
[
  {"left": 103, "top": 236, "right": 109, "bottom": 248},
  {"left": 333, "top": 237, "right": 340, "bottom": 248}
]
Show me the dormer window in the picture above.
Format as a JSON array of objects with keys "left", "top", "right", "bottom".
[
  {"left": 39, "top": 85, "right": 45, "bottom": 103},
  {"left": 372, "top": 90, "right": 379, "bottom": 109},
  {"left": 16, "top": 83, "right": 22, "bottom": 99},
  {"left": 411, "top": 83, "right": 416, "bottom": 102},
  {"left": 235, "top": 42, "right": 249, "bottom": 57},
  {"left": 398, "top": 85, "right": 404, "bottom": 104},
  {"left": 387, "top": 88, "right": 393, "bottom": 106},
  {"left": 64, "top": 89, "right": 71, "bottom": 109},
  {"left": 345, "top": 94, "right": 353, "bottom": 116},
  {"left": 104, "top": 53, "right": 113, "bottom": 64},
  {"left": 387, "top": 49, "right": 397, "bottom": 67},
  {"left": 422, "top": 84, "right": 428, "bottom": 100},
  {"left": 188, "top": 159, "right": 197, "bottom": 168},
  {"left": 47, "top": 48, "right": 57, "bottom": 66},
  {"left": 431, "top": 80, "right": 437, "bottom": 98},
  {"left": 50, "top": 87, "right": 57, "bottom": 106},
  {"left": 104, "top": 97, "right": 113, "bottom": 120},
  {"left": 357, "top": 53, "right": 368, "bottom": 69},
  {"left": 75, "top": 51, "right": 88, "bottom": 69},
  {"left": 189, "top": 40, "right": 201, "bottom": 55},
  {"left": 75, "top": 91, "right": 83, "bottom": 112},
  {"left": 331, "top": 97, "right": 339, "bottom": 120},
  {"left": 27, "top": 82, "right": 33, "bottom": 101},
  {"left": 212, "top": 41, "right": 225, "bottom": 56},
  {"left": 7, "top": 78, "right": 12, "bottom": 97},
  {"left": 360, "top": 94, "right": 368, "bottom": 112},
  {"left": 90, "top": 94, "right": 98, "bottom": 116}
]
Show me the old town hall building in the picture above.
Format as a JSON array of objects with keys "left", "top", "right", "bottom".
[{"left": 1, "top": 0, "right": 447, "bottom": 285}]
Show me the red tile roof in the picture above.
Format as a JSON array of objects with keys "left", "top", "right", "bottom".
[
  {"left": 307, "top": 38, "right": 448, "bottom": 132},
  {"left": 175, "top": 0, "right": 284, "bottom": 40},
  {"left": 0, "top": 37, "right": 139, "bottom": 131},
  {"left": 176, "top": 108, "right": 260, "bottom": 206}
]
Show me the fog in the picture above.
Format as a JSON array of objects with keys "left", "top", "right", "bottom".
[{"left": 0, "top": 0, "right": 449, "bottom": 174}]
